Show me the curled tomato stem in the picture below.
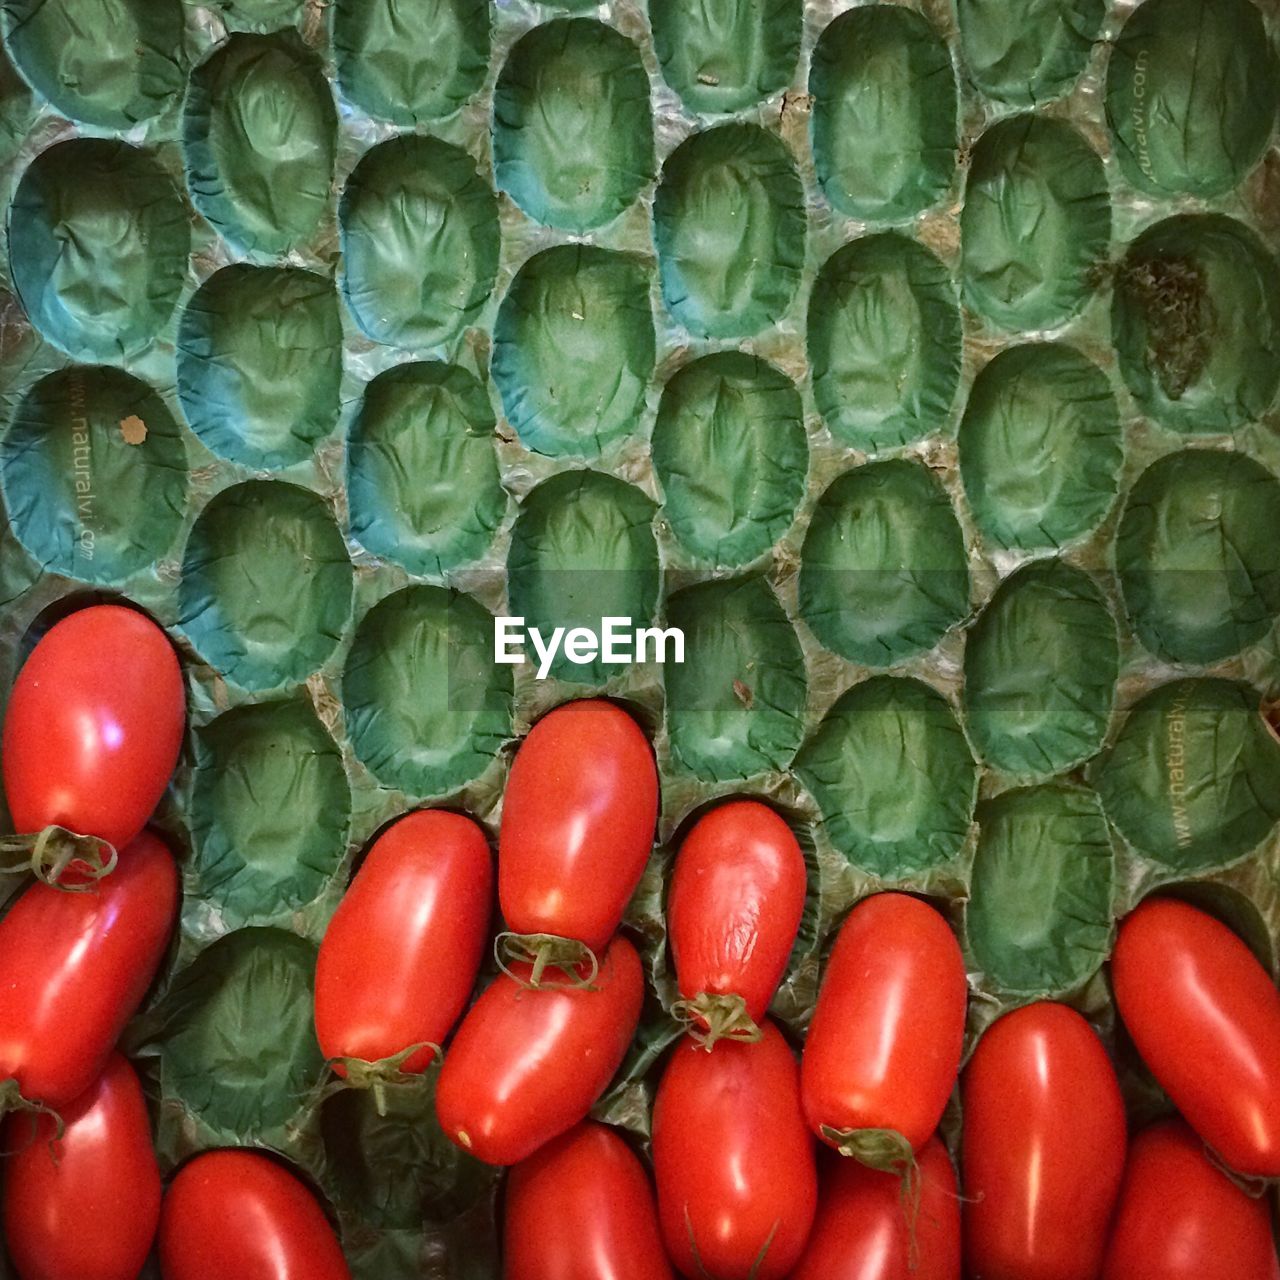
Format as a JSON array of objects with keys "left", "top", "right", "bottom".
[
  {"left": 0, "top": 825, "right": 118, "bottom": 891},
  {"left": 671, "top": 993, "right": 763, "bottom": 1050},
  {"left": 0, "top": 1079, "right": 64, "bottom": 1146},
  {"left": 494, "top": 932, "right": 599, "bottom": 991}
]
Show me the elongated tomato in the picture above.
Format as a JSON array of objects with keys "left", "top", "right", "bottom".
[
  {"left": 505, "top": 1121, "right": 674, "bottom": 1280},
  {"left": 0, "top": 830, "right": 178, "bottom": 1108},
  {"left": 1112, "top": 897, "right": 1280, "bottom": 1177},
  {"left": 802, "top": 894, "right": 967, "bottom": 1158},
  {"left": 3, "top": 605, "right": 184, "bottom": 850},
  {"left": 435, "top": 935, "right": 643, "bottom": 1166},
  {"left": 159, "top": 1149, "right": 349, "bottom": 1280},
  {"left": 668, "top": 800, "right": 806, "bottom": 1043},
  {"left": 652, "top": 1020, "right": 817, "bottom": 1280},
  {"left": 962, "top": 1002, "right": 1126, "bottom": 1280},
  {"left": 499, "top": 700, "right": 657, "bottom": 951},
  {"left": 790, "top": 1136, "right": 961, "bottom": 1280},
  {"left": 1103, "top": 1119, "right": 1278, "bottom": 1280},
  {"left": 314, "top": 809, "right": 491, "bottom": 1076},
  {"left": 2, "top": 1053, "right": 161, "bottom": 1280}
]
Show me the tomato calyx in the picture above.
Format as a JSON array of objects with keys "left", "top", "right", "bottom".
[
  {"left": 0, "top": 825, "right": 118, "bottom": 892},
  {"left": 494, "top": 931, "right": 600, "bottom": 990},
  {"left": 820, "top": 1123, "right": 915, "bottom": 1172},
  {"left": 671, "top": 993, "right": 763, "bottom": 1051},
  {"left": 0, "top": 1078, "right": 65, "bottom": 1143},
  {"left": 320, "top": 1043, "right": 442, "bottom": 1118}
]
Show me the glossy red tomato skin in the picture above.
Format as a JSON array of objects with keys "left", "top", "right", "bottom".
[
  {"left": 435, "top": 935, "right": 643, "bottom": 1166},
  {"left": 789, "top": 1136, "right": 961, "bottom": 1280},
  {"left": 1102, "top": 1119, "right": 1277, "bottom": 1280},
  {"left": 505, "top": 1121, "right": 674, "bottom": 1280},
  {"left": 962, "top": 1002, "right": 1127, "bottom": 1280},
  {"left": 668, "top": 801, "right": 806, "bottom": 1024},
  {"left": 0, "top": 830, "right": 178, "bottom": 1107},
  {"left": 801, "top": 893, "right": 967, "bottom": 1151},
  {"left": 1112, "top": 898, "right": 1280, "bottom": 1177},
  {"left": 3, "top": 605, "right": 184, "bottom": 849},
  {"left": 159, "top": 1149, "right": 349, "bottom": 1280},
  {"left": 499, "top": 700, "right": 657, "bottom": 951},
  {"left": 314, "top": 810, "right": 491, "bottom": 1075},
  {"left": 2, "top": 1053, "right": 161, "bottom": 1280},
  {"left": 652, "top": 1020, "right": 817, "bottom": 1280}
]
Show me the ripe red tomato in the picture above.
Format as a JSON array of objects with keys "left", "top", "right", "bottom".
[
  {"left": 2, "top": 1053, "right": 161, "bottom": 1280},
  {"left": 3, "top": 605, "right": 184, "bottom": 851},
  {"left": 158, "top": 1149, "right": 349, "bottom": 1280},
  {"left": 1103, "top": 1118, "right": 1278, "bottom": 1280},
  {"left": 667, "top": 800, "right": 806, "bottom": 1045},
  {"left": 801, "top": 894, "right": 967, "bottom": 1159},
  {"left": 962, "top": 1002, "right": 1127, "bottom": 1280},
  {"left": 652, "top": 1019, "right": 817, "bottom": 1280},
  {"left": 314, "top": 809, "right": 492, "bottom": 1078},
  {"left": 499, "top": 700, "right": 657, "bottom": 954},
  {"left": 0, "top": 830, "right": 177, "bottom": 1108},
  {"left": 435, "top": 934, "right": 643, "bottom": 1166},
  {"left": 789, "top": 1136, "right": 961, "bottom": 1280},
  {"left": 504, "top": 1121, "right": 674, "bottom": 1280},
  {"left": 1112, "top": 897, "right": 1280, "bottom": 1177}
]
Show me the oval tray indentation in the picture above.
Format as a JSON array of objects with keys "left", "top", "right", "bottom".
[
  {"left": 2, "top": 367, "right": 187, "bottom": 584},
  {"left": 654, "top": 123, "right": 805, "bottom": 340},
  {"left": 179, "top": 480, "right": 353, "bottom": 692},
  {"left": 811, "top": 5, "right": 957, "bottom": 223},
  {"left": 343, "top": 585, "right": 513, "bottom": 797},
  {"left": 800, "top": 459, "right": 969, "bottom": 666},
  {"left": 653, "top": 351, "right": 806, "bottom": 569},
  {"left": 348, "top": 362, "right": 506, "bottom": 577},
  {"left": 184, "top": 32, "right": 336, "bottom": 257},
  {"left": 9, "top": 139, "right": 189, "bottom": 361},
  {"left": 340, "top": 134, "right": 500, "bottom": 352},
  {"left": 494, "top": 18, "right": 653, "bottom": 233}
]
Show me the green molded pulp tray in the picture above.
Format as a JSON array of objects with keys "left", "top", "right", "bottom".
[{"left": 1, "top": 0, "right": 1280, "bottom": 1275}]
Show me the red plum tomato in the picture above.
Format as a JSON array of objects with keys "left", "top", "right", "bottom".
[
  {"left": 498, "top": 700, "right": 657, "bottom": 952},
  {"left": 1103, "top": 1118, "right": 1279, "bottom": 1280},
  {"left": 504, "top": 1121, "right": 673, "bottom": 1280},
  {"left": 159, "top": 1149, "right": 349, "bottom": 1280},
  {"left": 314, "top": 809, "right": 492, "bottom": 1075},
  {"left": 789, "top": 1135, "right": 961, "bottom": 1280},
  {"left": 801, "top": 893, "right": 967, "bottom": 1155},
  {"left": 0, "top": 830, "right": 178, "bottom": 1107},
  {"left": 435, "top": 935, "right": 643, "bottom": 1166},
  {"left": 652, "top": 1019, "right": 817, "bottom": 1280},
  {"left": 962, "top": 1002, "right": 1126, "bottom": 1280},
  {"left": 1112, "top": 897, "right": 1280, "bottom": 1177},
  {"left": 3, "top": 605, "right": 184, "bottom": 851},
  {"left": 2, "top": 1053, "right": 161, "bottom": 1280},
  {"left": 668, "top": 800, "right": 806, "bottom": 1042}
]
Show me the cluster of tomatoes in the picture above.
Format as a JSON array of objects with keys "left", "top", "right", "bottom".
[
  {"left": 320, "top": 695, "right": 1280, "bottom": 1280},
  {"left": 0, "top": 606, "right": 350, "bottom": 1280},
  {"left": 1, "top": 610, "right": 1280, "bottom": 1280}
]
